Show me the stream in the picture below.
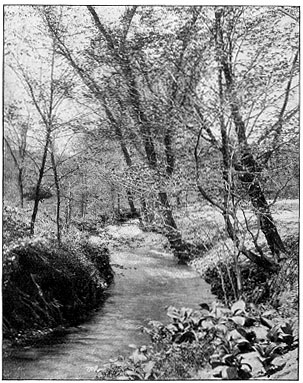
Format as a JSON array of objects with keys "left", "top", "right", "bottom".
[{"left": 3, "top": 245, "right": 214, "bottom": 380}]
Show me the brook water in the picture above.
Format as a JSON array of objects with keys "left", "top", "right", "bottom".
[{"left": 3, "top": 245, "right": 214, "bottom": 380}]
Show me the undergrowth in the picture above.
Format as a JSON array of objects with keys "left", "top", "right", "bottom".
[
  {"left": 97, "top": 300, "right": 298, "bottom": 380},
  {"left": 202, "top": 234, "right": 299, "bottom": 311},
  {"left": 96, "top": 203, "right": 298, "bottom": 380},
  {"left": 3, "top": 205, "right": 114, "bottom": 343}
]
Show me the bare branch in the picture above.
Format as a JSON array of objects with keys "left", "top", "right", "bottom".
[
  {"left": 4, "top": 137, "right": 20, "bottom": 169},
  {"left": 120, "top": 6, "right": 138, "bottom": 48},
  {"left": 87, "top": 6, "right": 118, "bottom": 54},
  {"left": 277, "top": 8, "right": 299, "bottom": 22}
]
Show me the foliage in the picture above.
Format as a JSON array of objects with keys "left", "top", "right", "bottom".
[
  {"left": 3, "top": 207, "right": 113, "bottom": 342},
  {"left": 204, "top": 261, "right": 273, "bottom": 304},
  {"left": 3, "top": 205, "right": 31, "bottom": 244},
  {"left": 71, "top": 215, "right": 109, "bottom": 234},
  {"left": 269, "top": 235, "right": 299, "bottom": 316},
  {"left": 202, "top": 232, "right": 298, "bottom": 311},
  {"left": 24, "top": 185, "right": 53, "bottom": 201},
  {"left": 4, "top": 5, "right": 299, "bottom": 266},
  {"left": 97, "top": 300, "right": 298, "bottom": 380}
]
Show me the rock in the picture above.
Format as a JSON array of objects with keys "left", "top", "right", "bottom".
[{"left": 269, "top": 349, "right": 298, "bottom": 380}]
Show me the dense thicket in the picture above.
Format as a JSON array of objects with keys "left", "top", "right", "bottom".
[{"left": 3, "top": 206, "right": 113, "bottom": 341}]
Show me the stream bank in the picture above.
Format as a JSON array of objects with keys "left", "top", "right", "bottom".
[
  {"left": 3, "top": 212, "right": 298, "bottom": 380},
  {"left": 97, "top": 217, "right": 299, "bottom": 381},
  {"left": 3, "top": 206, "right": 114, "bottom": 346},
  {"left": 3, "top": 230, "right": 214, "bottom": 379}
]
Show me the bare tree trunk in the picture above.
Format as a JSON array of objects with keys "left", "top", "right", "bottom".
[
  {"left": 65, "top": 183, "right": 72, "bottom": 230},
  {"left": 30, "top": 130, "right": 51, "bottom": 235},
  {"left": 18, "top": 169, "right": 24, "bottom": 208},
  {"left": 117, "top": 193, "right": 121, "bottom": 215},
  {"left": 103, "top": 102, "right": 138, "bottom": 216},
  {"left": 50, "top": 139, "right": 61, "bottom": 245},
  {"left": 158, "top": 192, "right": 189, "bottom": 264},
  {"left": 4, "top": 137, "right": 25, "bottom": 208},
  {"left": 126, "top": 190, "right": 137, "bottom": 216}
]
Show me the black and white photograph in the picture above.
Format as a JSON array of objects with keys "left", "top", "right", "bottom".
[{"left": 2, "top": 4, "right": 299, "bottom": 380}]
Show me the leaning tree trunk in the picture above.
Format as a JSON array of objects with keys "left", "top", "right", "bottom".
[
  {"left": 122, "top": 56, "right": 188, "bottom": 262},
  {"left": 215, "top": 9, "right": 286, "bottom": 262},
  {"left": 30, "top": 130, "right": 51, "bottom": 235},
  {"left": 239, "top": 162, "right": 286, "bottom": 261},
  {"left": 158, "top": 192, "right": 189, "bottom": 264},
  {"left": 104, "top": 102, "right": 138, "bottom": 217},
  {"left": 86, "top": 5, "right": 187, "bottom": 262}
]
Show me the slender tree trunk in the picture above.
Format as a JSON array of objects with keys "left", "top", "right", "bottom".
[
  {"left": 126, "top": 190, "right": 137, "bottom": 216},
  {"left": 103, "top": 102, "right": 138, "bottom": 216},
  {"left": 80, "top": 172, "right": 87, "bottom": 219},
  {"left": 65, "top": 183, "right": 72, "bottom": 229},
  {"left": 139, "top": 197, "right": 148, "bottom": 223},
  {"left": 18, "top": 168, "right": 24, "bottom": 208},
  {"left": 30, "top": 131, "right": 51, "bottom": 235},
  {"left": 117, "top": 193, "right": 121, "bottom": 215},
  {"left": 121, "top": 59, "right": 158, "bottom": 169},
  {"left": 4, "top": 138, "right": 25, "bottom": 208},
  {"left": 50, "top": 139, "right": 61, "bottom": 245}
]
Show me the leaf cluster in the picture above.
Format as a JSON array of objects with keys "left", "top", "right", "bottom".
[{"left": 98, "top": 299, "right": 298, "bottom": 380}]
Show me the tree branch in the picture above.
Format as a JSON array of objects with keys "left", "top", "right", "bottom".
[
  {"left": 120, "top": 6, "right": 138, "bottom": 49},
  {"left": 4, "top": 137, "right": 20, "bottom": 169},
  {"left": 87, "top": 6, "right": 118, "bottom": 54}
]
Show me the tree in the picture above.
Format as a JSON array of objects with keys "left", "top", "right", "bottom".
[
  {"left": 5, "top": 5, "right": 81, "bottom": 240},
  {"left": 3, "top": 102, "right": 30, "bottom": 207},
  {"left": 41, "top": 5, "right": 198, "bottom": 262},
  {"left": 213, "top": 7, "right": 298, "bottom": 263},
  {"left": 185, "top": 6, "right": 298, "bottom": 279},
  {"left": 5, "top": 5, "right": 298, "bottom": 273}
]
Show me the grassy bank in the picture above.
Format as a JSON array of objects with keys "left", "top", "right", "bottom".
[
  {"left": 3, "top": 206, "right": 114, "bottom": 344},
  {"left": 187, "top": 200, "right": 299, "bottom": 311}
]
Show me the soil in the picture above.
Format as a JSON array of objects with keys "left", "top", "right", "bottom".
[{"left": 269, "top": 349, "right": 299, "bottom": 380}]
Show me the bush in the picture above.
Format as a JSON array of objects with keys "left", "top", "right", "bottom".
[
  {"left": 71, "top": 216, "right": 108, "bottom": 233},
  {"left": 204, "top": 261, "right": 273, "bottom": 304},
  {"left": 3, "top": 205, "right": 30, "bottom": 244},
  {"left": 203, "top": 234, "right": 298, "bottom": 311},
  {"left": 3, "top": 206, "right": 113, "bottom": 342},
  {"left": 269, "top": 235, "right": 299, "bottom": 316},
  {"left": 97, "top": 301, "right": 298, "bottom": 380}
]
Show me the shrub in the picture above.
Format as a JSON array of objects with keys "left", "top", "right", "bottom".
[
  {"left": 97, "top": 301, "right": 298, "bottom": 380},
  {"left": 3, "top": 205, "right": 30, "bottom": 244},
  {"left": 3, "top": 207, "right": 113, "bottom": 342},
  {"left": 204, "top": 261, "right": 273, "bottom": 304},
  {"left": 71, "top": 216, "right": 106, "bottom": 234},
  {"left": 269, "top": 235, "right": 299, "bottom": 316}
]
